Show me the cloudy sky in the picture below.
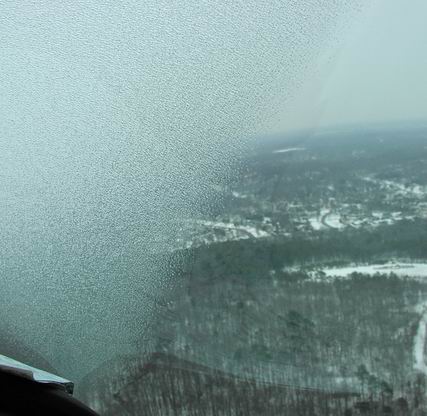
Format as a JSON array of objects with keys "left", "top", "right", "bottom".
[{"left": 277, "top": 0, "right": 427, "bottom": 132}]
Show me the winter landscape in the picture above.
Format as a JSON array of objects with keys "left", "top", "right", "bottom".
[{"left": 74, "top": 124, "right": 427, "bottom": 415}]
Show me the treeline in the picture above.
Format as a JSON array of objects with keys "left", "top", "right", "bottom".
[
  {"left": 179, "top": 219, "right": 427, "bottom": 284},
  {"left": 160, "top": 271, "right": 427, "bottom": 388},
  {"left": 81, "top": 271, "right": 427, "bottom": 415},
  {"left": 83, "top": 352, "right": 427, "bottom": 416}
]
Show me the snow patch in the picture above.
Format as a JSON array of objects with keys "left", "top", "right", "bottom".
[
  {"left": 320, "top": 262, "right": 427, "bottom": 279},
  {"left": 273, "top": 147, "right": 306, "bottom": 154},
  {"left": 309, "top": 217, "right": 324, "bottom": 231},
  {"left": 324, "top": 213, "right": 345, "bottom": 229},
  {"left": 198, "top": 220, "right": 271, "bottom": 239}
]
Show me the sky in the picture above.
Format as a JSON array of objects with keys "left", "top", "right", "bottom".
[{"left": 276, "top": 0, "right": 427, "bottom": 132}]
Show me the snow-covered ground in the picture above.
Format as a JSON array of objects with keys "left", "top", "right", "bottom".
[
  {"left": 362, "top": 176, "right": 427, "bottom": 199},
  {"left": 318, "top": 262, "right": 427, "bottom": 279},
  {"left": 272, "top": 147, "right": 306, "bottom": 154},
  {"left": 179, "top": 219, "right": 273, "bottom": 248},
  {"left": 231, "top": 191, "right": 249, "bottom": 199},
  {"left": 304, "top": 207, "right": 416, "bottom": 232},
  {"left": 199, "top": 220, "right": 270, "bottom": 238},
  {"left": 308, "top": 217, "right": 324, "bottom": 231},
  {"left": 323, "top": 213, "right": 345, "bottom": 229}
]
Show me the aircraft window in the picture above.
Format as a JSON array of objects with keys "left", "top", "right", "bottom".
[{"left": 1, "top": 1, "right": 427, "bottom": 414}]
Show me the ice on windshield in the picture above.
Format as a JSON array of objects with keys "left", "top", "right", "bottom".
[{"left": 2, "top": 1, "right": 427, "bottom": 415}]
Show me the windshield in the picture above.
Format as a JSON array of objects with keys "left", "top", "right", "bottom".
[{"left": 1, "top": 1, "right": 427, "bottom": 415}]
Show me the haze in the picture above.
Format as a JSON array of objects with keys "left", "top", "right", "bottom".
[{"left": 278, "top": 0, "right": 427, "bottom": 132}]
